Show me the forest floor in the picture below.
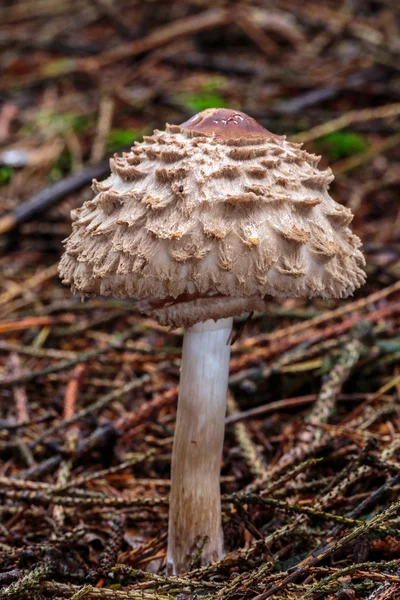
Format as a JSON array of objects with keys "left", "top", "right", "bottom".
[{"left": 0, "top": 1, "right": 400, "bottom": 598}]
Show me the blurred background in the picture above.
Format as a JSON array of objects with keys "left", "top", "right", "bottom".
[{"left": 0, "top": 1, "right": 400, "bottom": 598}]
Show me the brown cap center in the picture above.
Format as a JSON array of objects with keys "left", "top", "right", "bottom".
[{"left": 179, "top": 108, "right": 279, "bottom": 140}]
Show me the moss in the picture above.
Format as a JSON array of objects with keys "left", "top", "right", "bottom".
[
  {"left": 0, "top": 166, "right": 13, "bottom": 186},
  {"left": 177, "top": 77, "right": 228, "bottom": 112},
  {"left": 24, "top": 110, "right": 92, "bottom": 136},
  {"left": 48, "top": 149, "right": 72, "bottom": 181},
  {"left": 106, "top": 128, "right": 141, "bottom": 152},
  {"left": 316, "top": 131, "right": 368, "bottom": 161},
  {"left": 42, "top": 58, "right": 75, "bottom": 76}
]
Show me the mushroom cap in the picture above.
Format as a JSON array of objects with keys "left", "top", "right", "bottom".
[{"left": 59, "top": 108, "right": 366, "bottom": 327}]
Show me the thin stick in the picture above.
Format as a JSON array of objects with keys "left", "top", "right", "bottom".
[
  {"left": 292, "top": 102, "right": 400, "bottom": 143},
  {"left": 225, "top": 393, "right": 372, "bottom": 425},
  {"left": 0, "top": 345, "right": 114, "bottom": 388},
  {"left": 333, "top": 133, "right": 400, "bottom": 175},
  {"left": 0, "top": 264, "right": 59, "bottom": 306},
  {"left": 82, "top": 8, "right": 230, "bottom": 70},
  {"left": 52, "top": 365, "right": 84, "bottom": 529},
  {"left": 29, "top": 375, "right": 150, "bottom": 450},
  {"left": 235, "top": 9, "right": 279, "bottom": 56},
  {"left": 0, "top": 161, "right": 109, "bottom": 235},
  {"left": 91, "top": 95, "right": 115, "bottom": 163},
  {"left": 343, "top": 373, "right": 400, "bottom": 424},
  {"left": 8, "top": 353, "right": 29, "bottom": 424},
  {"left": 263, "top": 281, "right": 400, "bottom": 343},
  {"left": 227, "top": 392, "right": 264, "bottom": 478}
]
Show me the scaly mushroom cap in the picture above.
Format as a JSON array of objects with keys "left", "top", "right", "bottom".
[{"left": 59, "top": 108, "right": 366, "bottom": 327}]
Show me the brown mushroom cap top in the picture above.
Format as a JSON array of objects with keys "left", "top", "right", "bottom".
[
  {"left": 180, "top": 108, "right": 280, "bottom": 140},
  {"left": 59, "top": 108, "right": 366, "bottom": 328}
]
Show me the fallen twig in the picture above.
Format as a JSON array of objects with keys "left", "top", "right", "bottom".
[{"left": 0, "top": 161, "right": 109, "bottom": 236}]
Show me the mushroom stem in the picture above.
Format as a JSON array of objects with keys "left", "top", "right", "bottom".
[{"left": 167, "top": 317, "right": 233, "bottom": 575}]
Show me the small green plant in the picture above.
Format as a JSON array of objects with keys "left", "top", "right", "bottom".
[
  {"left": 106, "top": 128, "right": 141, "bottom": 152},
  {"left": 177, "top": 77, "right": 227, "bottom": 112},
  {"left": 316, "top": 131, "right": 367, "bottom": 161},
  {"left": 48, "top": 150, "right": 72, "bottom": 181},
  {"left": 0, "top": 166, "right": 13, "bottom": 186},
  {"left": 23, "top": 110, "right": 92, "bottom": 138},
  {"left": 42, "top": 58, "right": 75, "bottom": 77}
]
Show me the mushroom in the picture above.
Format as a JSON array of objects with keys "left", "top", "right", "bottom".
[{"left": 59, "top": 108, "right": 366, "bottom": 574}]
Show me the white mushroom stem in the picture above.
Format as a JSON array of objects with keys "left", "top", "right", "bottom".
[{"left": 167, "top": 317, "right": 233, "bottom": 575}]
